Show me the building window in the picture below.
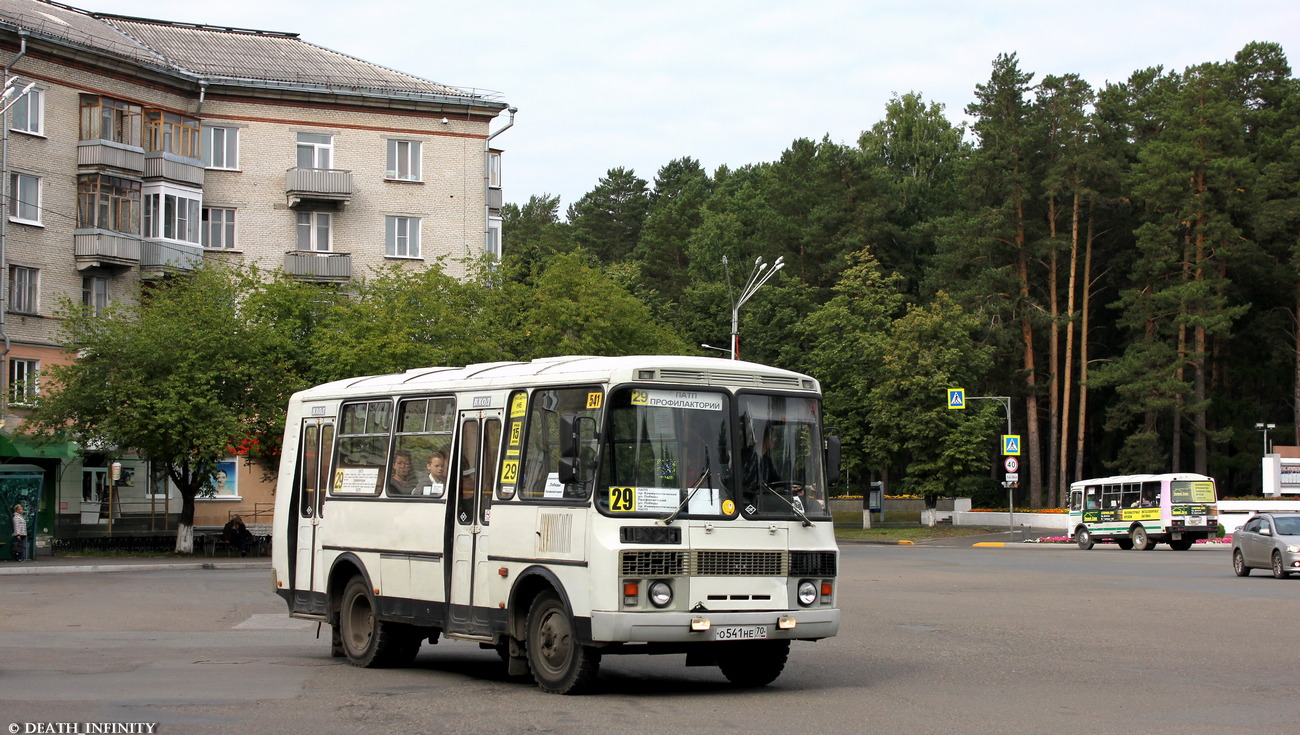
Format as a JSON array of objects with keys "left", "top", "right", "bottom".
[
  {"left": 82, "top": 276, "right": 108, "bottom": 316},
  {"left": 202, "top": 126, "right": 238, "bottom": 169},
  {"left": 487, "top": 215, "right": 502, "bottom": 259},
  {"left": 9, "top": 266, "right": 37, "bottom": 314},
  {"left": 202, "top": 208, "right": 236, "bottom": 249},
  {"left": 385, "top": 216, "right": 420, "bottom": 258},
  {"left": 143, "top": 186, "right": 201, "bottom": 244},
  {"left": 296, "top": 211, "right": 331, "bottom": 251},
  {"left": 144, "top": 110, "right": 200, "bottom": 158},
  {"left": 76, "top": 174, "right": 141, "bottom": 234},
  {"left": 9, "top": 172, "right": 39, "bottom": 223},
  {"left": 386, "top": 140, "right": 420, "bottom": 181},
  {"left": 9, "top": 358, "right": 38, "bottom": 405},
  {"left": 488, "top": 150, "right": 502, "bottom": 189},
  {"left": 79, "top": 95, "right": 142, "bottom": 146},
  {"left": 9, "top": 84, "right": 41, "bottom": 135},
  {"left": 296, "top": 133, "right": 332, "bottom": 169}
]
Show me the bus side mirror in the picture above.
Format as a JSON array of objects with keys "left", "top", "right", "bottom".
[
  {"left": 558, "top": 414, "right": 597, "bottom": 486},
  {"left": 825, "top": 435, "right": 841, "bottom": 485}
]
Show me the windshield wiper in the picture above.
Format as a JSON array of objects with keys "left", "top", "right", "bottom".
[
  {"left": 756, "top": 480, "right": 813, "bottom": 527},
  {"left": 662, "top": 446, "right": 713, "bottom": 526}
]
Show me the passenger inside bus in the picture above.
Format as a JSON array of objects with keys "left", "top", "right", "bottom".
[
  {"left": 420, "top": 449, "right": 448, "bottom": 497},
  {"left": 387, "top": 450, "right": 419, "bottom": 495}
]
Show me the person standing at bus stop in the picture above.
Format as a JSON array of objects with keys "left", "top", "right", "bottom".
[{"left": 11, "top": 503, "right": 28, "bottom": 562}]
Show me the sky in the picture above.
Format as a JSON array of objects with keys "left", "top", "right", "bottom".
[{"left": 79, "top": 1, "right": 1300, "bottom": 215}]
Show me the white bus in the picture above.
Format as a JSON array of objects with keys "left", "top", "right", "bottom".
[
  {"left": 1067, "top": 473, "right": 1220, "bottom": 551},
  {"left": 272, "top": 355, "right": 841, "bottom": 693}
]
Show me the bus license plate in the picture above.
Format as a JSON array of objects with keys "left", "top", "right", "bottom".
[
  {"left": 714, "top": 625, "right": 767, "bottom": 641},
  {"left": 1186, "top": 516, "right": 1205, "bottom": 526}
]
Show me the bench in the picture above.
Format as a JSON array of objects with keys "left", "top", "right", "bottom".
[{"left": 199, "top": 524, "right": 271, "bottom": 557}]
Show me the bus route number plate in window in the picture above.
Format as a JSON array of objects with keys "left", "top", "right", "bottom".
[{"left": 714, "top": 625, "right": 767, "bottom": 641}]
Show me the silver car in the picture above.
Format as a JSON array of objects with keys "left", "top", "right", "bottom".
[{"left": 1232, "top": 512, "right": 1300, "bottom": 578}]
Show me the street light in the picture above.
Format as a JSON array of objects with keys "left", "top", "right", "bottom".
[
  {"left": 722, "top": 254, "right": 784, "bottom": 360},
  {"left": 699, "top": 343, "right": 730, "bottom": 355},
  {"left": 1255, "top": 422, "right": 1276, "bottom": 454}
]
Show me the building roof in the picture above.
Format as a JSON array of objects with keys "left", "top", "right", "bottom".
[{"left": 0, "top": 0, "right": 504, "bottom": 108}]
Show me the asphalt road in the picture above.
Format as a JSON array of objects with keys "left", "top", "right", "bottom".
[{"left": 0, "top": 543, "right": 1293, "bottom": 735}]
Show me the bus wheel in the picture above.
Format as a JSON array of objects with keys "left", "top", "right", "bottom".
[
  {"left": 1233, "top": 549, "right": 1250, "bottom": 577},
  {"left": 1168, "top": 539, "right": 1193, "bottom": 551},
  {"left": 1076, "top": 528, "right": 1094, "bottom": 550},
  {"left": 717, "top": 640, "right": 791, "bottom": 687},
  {"left": 339, "top": 576, "right": 421, "bottom": 668},
  {"left": 1131, "top": 526, "right": 1154, "bottom": 551},
  {"left": 1273, "top": 551, "right": 1291, "bottom": 579},
  {"left": 525, "top": 592, "right": 600, "bottom": 694}
]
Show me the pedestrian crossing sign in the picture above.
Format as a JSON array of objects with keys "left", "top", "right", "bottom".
[
  {"left": 1002, "top": 435, "right": 1021, "bottom": 456},
  {"left": 947, "top": 388, "right": 965, "bottom": 409}
]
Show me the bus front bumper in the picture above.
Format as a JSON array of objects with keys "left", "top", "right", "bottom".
[{"left": 589, "top": 608, "right": 840, "bottom": 644}]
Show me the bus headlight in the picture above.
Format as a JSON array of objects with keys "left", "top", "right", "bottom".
[
  {"left": 797, "top": 580, "right": 818, "bottom": 607},
  {"left": 648, "top": 580, "right": 673, "bottom": 608}
]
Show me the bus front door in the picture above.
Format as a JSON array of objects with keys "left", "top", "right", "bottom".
[
  {"left": 291, "top": 419, "right": 333, "bottom": 616},
  {"left": 446, "top": 410, "right": 502, "bottom": 638}
]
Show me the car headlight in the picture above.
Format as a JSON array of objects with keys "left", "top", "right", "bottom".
[
  {"left": 1286, "top": 545, "right": 1300, "bottom": 554},
  {"left": 797, "top": 580, "right": 818, "bottom": 607},
  {"left": 648, "top": 580, "right": 673, "bottom": 608}
]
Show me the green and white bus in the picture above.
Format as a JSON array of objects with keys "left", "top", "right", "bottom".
[
  {"left": 272, "top": 355, "right": 841, "bottom": 694},
  {"left": 1068, "top": 473, "right": 1219, "bottom": 551}
]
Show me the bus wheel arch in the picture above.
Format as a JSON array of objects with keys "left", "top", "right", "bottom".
[
  {"left": 525, "top": 590, "right": 601, "bottom": 694},
  {"left": 508, "top": 566, "right": 576, "bottom": 641}
]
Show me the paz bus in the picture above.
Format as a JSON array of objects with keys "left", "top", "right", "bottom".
[
  {"left": 271, "top": 355, "right": 841, "bottom": 694},
  {"left": 1067, "top": 473, "right": 1219, "bottom": 551}
]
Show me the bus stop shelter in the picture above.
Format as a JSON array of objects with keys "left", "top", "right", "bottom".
[{"left": 0, "top": 464, "right": 44, "bottom": 561}]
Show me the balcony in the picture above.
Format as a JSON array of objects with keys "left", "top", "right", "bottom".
[
  {"left": 144, "top": 152, "right": 205, "bottom": 188},
  {"left": 139, "top": 241, "right": 204, "bottom": 279},
  {"left": 284, "top": 251, "right": 351, "bottom": 282},
  {"left": 77, "top": 140, "right": 145, "bottom": 173},
  {"left": 285, "top": 168, "right": 353, "bottom": 208},
  {"left": 74, "top": 230, "right": 141, "bottom": 270}
]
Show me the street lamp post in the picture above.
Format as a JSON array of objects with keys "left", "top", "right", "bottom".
[
  {"left": 1255, "top": 422, "right": 1276, "bottom": 454},
  {"left": 722, "top": 255, "right": 784, "bottom": 360}
]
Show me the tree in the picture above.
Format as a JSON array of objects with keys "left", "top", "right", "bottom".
[
  {"left": 23, "top": 265, "right": 305, "bottom": 553},
  {"left": 566, "top": 167, "right": 651, "bottom": 263}
]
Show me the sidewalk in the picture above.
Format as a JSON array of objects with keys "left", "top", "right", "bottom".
[{"left": 0, "top": 555, "right": 270, "bottom": 576}]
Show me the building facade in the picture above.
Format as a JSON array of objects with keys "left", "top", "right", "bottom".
[{"left": 0, "top": 0, "right": 512, "bottom": 550}]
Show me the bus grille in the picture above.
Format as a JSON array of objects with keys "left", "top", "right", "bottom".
[
  {"left": 789, "top": 550, "right": 837, "bottom": 576},
  {"left": 621, "top": 551, "right": 686, "bottom": 576},
  {"left": 621, "top": 550, "right": 799, "bottom": 577}
]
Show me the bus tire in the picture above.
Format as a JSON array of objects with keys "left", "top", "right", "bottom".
[
  {"left": 1131, "top": 526, "right": 1154, "bottom": 551},
  {"left": 339, "top": 576, "right": 421, "bottom": 668},
  {"left": 1233, "top": 549, "right": 1250, "bottom": 576},
  {"left": 525, "top": 591, "right": 600, "bottom": 694},
  {"left": 1168, "top": 539, "right": 1193, "bottom": 551},
  {"left": 1273, "top": 551, "right": 1290, "bottom": 579},
  {"left": 717, "top": 640, "right": 791, "bottom": 687},
  {"left": 1076, "top": 527, "right": 1094, "bottom": 550}
]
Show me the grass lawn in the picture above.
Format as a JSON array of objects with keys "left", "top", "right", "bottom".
[{"left": 831, "top": 510, "right": 1004, "bottom": 542}]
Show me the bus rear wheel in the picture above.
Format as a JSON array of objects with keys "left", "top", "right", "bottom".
[
  {"left": 525, "top": 592, "right": 600, "bottom": 694},
  {"left": 1076, "top": 528, "right": 1094, "bottom": 550},
  {"left": 717, "top": 640, "right": 791, "bottom": 687},
  {"left": 1131, "top": 526, "right": 1155, "bottom": 551},
  {"left": 338, "top": 576, "right": 421, "bottom": 668}
]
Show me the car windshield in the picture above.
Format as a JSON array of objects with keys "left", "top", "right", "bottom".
[{"left": 1273, "top": 517, "right": 1300, "bottom": 536}]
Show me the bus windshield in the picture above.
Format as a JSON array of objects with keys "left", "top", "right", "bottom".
[
  {"left": 737, "top": 394, "right": 828, "bottom": 519},
  {"left": 1170, "top": 479, "right": 1217, "bottom": 504}
]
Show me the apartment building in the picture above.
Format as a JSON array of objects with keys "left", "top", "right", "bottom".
[{"left": 0, "top": 0, "right": 513, "bottom": 551}]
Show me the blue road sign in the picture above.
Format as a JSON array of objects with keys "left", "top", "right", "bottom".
[
  {"left": 1002, "top": 435, "right": 1021, "bottom": 456},
  {"left": 947, "top": 388, "right": 965, "bottom": 409}
]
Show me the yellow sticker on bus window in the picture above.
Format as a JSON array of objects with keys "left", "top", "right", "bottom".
[
  {"left": 510, "top": 394, "right": 527, "bottom": 418},
  {"left": 630, "top": 390, "right": 649, "bottom": 406},
  {"left": 722, "top": 499, "right": 736, "bottom": 515},
  {"left": 1190, "top": 481, "right": 1215, "bottom": 503},
  {"left": 508, "top": 421, "right": 523, "bottom": 446},
  {"left": 586, "top": 392, "right": 603, "bottom": 409},
  {"left": 609, "top": 486, "right": 636, "bottom": 512},
  {"left": 500, "top": 460, "right": 519, "bottom": 484}
]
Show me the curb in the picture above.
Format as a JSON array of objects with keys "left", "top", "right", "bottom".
[
  {"left": 0, "top": 560, "right": 270, "bottom": 576},
  {"left": 837, "top": 538, "right": 916, "bottom": 546}
]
